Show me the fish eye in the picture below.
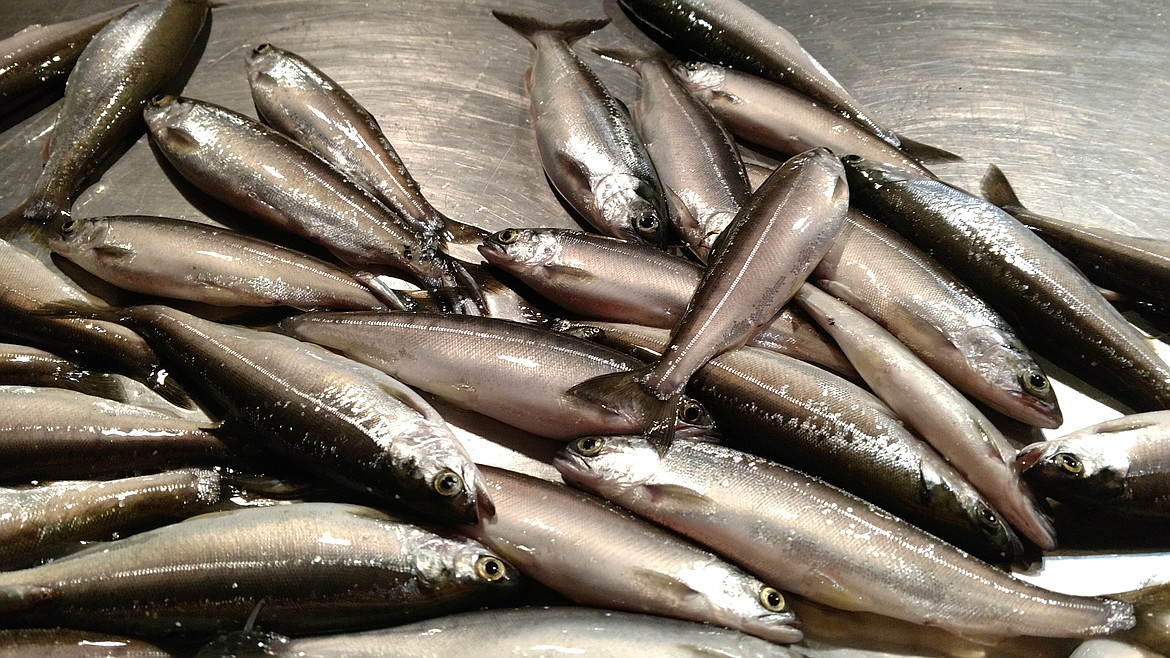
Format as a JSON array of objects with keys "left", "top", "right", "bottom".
[
  {"left": 574, "top": 437, "right": 604, "bottom": 457},
  {"left": 759, "top": 586, "right": 786, "bottom": 611},
  {"left": 977, "top": 506, "right": 998, "bottom": 528},
  {"left": 253, "top": 43, "right": 273, "bottom": 55},
  {"left": 494, "top": 228, "right": 520, "bottom": 245},
  {"left": 1056, "top": 452, "right": 1084, "bottom": 476},
  {"left": 684, "top": 61, "right": 703, "bottom": 71},
  {"left": 632, "top": 213, "right": 660, "bottom": 238},
  {"left": 1021, "top": 371, "right": 1051, "bottom": 395},
  {"left": 150, "top": 94, "right": 175, "bottom": 108},
  {"left": 678, "top": 400, "right": 705, "bottom": 425},
  {"left": 841, "top": 154, "right": 864, "bottom": 165},
  {"left": 432, "top": 470, "right": 464, "bottom": 497},
  {"left": 475, "top": 556, "right": 507, "bottom": 582},
  {"left": 58, "top": 218, "right": 79, "bottom": 234}
]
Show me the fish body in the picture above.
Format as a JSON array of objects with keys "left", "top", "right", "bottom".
[
  {"left": 0, "top": 385, "right": 228, "bottom": 481},
  {"left": 0, "top": 502, "right": 518, "bottom": 635},
  {"left": 1017, "top": 411, "right": 1170, "bottom": 518},
  {"left": 0, "top": 343, "right": 124, "bottom": 401},
  {"left": 616, "top": 0, "right": 901, "bottom": 148},
  {"left": 673, "top": 61, "right": 933, "bottom": 176},
  {"left": 555, "top": 436, "right": 1135, "bottom": 639},
  {"left": 0, "top": 629, "right": 175, "bottom": 658},
  {"left": 493, "top": 11, "right": 669, "bottom": 247},
  {"left": 120, "top": 305, "right": 491, "bottom": 524},
  {"left": 49, "top": 215, "right": 384, "bottom": 310},
  {"left": 465, "top": 465, "right": 802, "bottom": 643},
  {"left": 794, "top": 284, "right": 1056, "bottom": 550},
  {"left": 845, "top": 156, "right": 1170, "bottom": 412},
  {"left": 279, "top": 311, "right": 716, "bottom": 441},
  {"left": 813, "top": 208, "right": 1060, "bottom": 428},
  {"left": 0, "top": 468, "right": 221, "bottom": 569},
  {"left": 17, "top": 0, "right": 209, "bottom": 226}
]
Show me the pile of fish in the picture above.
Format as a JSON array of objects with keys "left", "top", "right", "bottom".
[{"left": 2, "top": 0, "right": 1170, "bottom": 656}]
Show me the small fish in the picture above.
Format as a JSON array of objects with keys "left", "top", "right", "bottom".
[
  {"left": 0, "top": 502, "right": 519, "bottom": 635},
  {"left": 1017, "top": 411, "right": 1170, "bottom": 519},
  {"left": 0, "top": 629, "right": 175, "bottom": 658},
  {"left": 493, "top": 11, "right": 670, "bottom": 247},
  {"left": 465, "top": 465, "right": 802, "bottom": 643},
  {"left": 0, "top": 342, "right": 124, "bottom": 401},
  {"left": 983, "top": 164, "right": 1170, "bottom": 311},
  {"left": 555, "top": 435, "right": 1135, "bottom": 640},
  {"left": 0, "top": 385, "right": 229, "bottom": 482},
  {"left": 845, "top": 155, "right": 1170, "bottom": 413},
  {"left": 49, "top": 215, "right": 385, "bottom": 310},
  {"left": 0, "top": 468, "right": 222, "bottom": 569}
]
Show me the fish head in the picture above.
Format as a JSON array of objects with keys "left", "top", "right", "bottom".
[
  {"left": 920, "top": 460, "right": 1026, "bottom": 565},
  {"left": 553, "top": 434, "right": 663, "bottom": 503},
  {"left": 670, "top": 60, "right": 727, "bottom": 98},
  {"left": 47, "top": 215, "right": 110, "bottom": 260},
  {"left": 394, "top": 446, "right": 496, "bottom": 526},
  {"left": 595, "top": 173, "right": 669, "bottom": 247},
  {"left": 1016, "top": 438, "right": 1129, "bottom": 503},
  {"left": 841, "top": 154, "right": 926, "bottom": 190},
  {"left": 441, "top": 538, "right": 521, "bottom": 594},
  {"left": 476, "top": 227, "right": 562, "bottom": 274},
  {"left": 721, "top": 579, "right": 804, "bottom": 645},
  {"left": 143, "top": 94, "right": 204, "bottom": 156},
  {"left": 962, "top": 328, "right": 1063, "bottom": 429}
]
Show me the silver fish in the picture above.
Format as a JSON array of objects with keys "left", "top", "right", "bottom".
[
  {"left": 795, "top": 283, "right": 1057, "bottom": 550},
  {"left": 493, "top": 11, "right": 669, "bottom": 247},
  {"left": 0, "top": 342, "right": 124, "bottom": 401},
  {"left": 1017, "top": 410, "right": 1170, "bottom": 518},
  {"left": 278, "top": 311, "right": 716, "bottom": 441},
  {"left": 812, "top": 208, "right": 1061, "bottom": 429},
  {"left": 49, "top": 215, "right": 385, "bottom": 310},
  {"left": 555, "top": 436, "right": 1135, "bottom": 639},
  {"left": 0, "top": 502, "right": 519, "bottom": 635},
  {"left": 0, "top": 385, "right": 229, "bottom": 482},
  {"left": 12, "top": 0, "right": 208, "bottom": 227},
  {"left": 465, "top": 465, "right": 801, "bottom": 643},
  {"left": 0, "top": 468, "right": 222, "bottom": 569},
  {"left": 121, "top": 305, "right": 492, "bottom": 525},
  {"left": 0, "top": 629, "right": 175, "bottom": 658},
  {"left": 200, "top": 607, "right": 802, "bottom": 658}
]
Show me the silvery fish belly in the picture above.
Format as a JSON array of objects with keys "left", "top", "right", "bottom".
[
  {"left": 120, "top": 305, "right": 492, "bottom": 525},
  {"left": 555, "top": 436, "right": 1135, "bottom": 640},
  {"left": 0, "top": 503, "right": 519, "bottom": 635}
]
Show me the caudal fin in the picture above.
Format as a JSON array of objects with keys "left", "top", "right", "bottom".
[
  {"left": 492, "top": 10, "right": 611, "bottom": 45},
  {"left": 897, "top": 135, "right": 964, "bottom": 165}
]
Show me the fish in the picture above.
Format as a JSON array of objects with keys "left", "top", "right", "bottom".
[
  {"left": 0, "top": 385, "right": 230, "bottom": 482},
  {"left": 120, "top": 305, "right": 493, "bottom": 525},
  {"left": 596, "top": 50, "right": 751, "bottom": 261},
  {"left": 6, "top": 0, "right": 209, "bottom": 230},
  {"left": 0, "top": 502, "right": 519, "bottom": 635},
  {"left": 562, "top": 321, "right": 1024, "bottom": 563},
  {"left": 0, "top": 468, "right": 222, "bottom": 569},
  {"left": 554, "top": 435, "right": 1136, "bottom": 640},
  {"left": 812, "top": 207, "right": 1061, "bottom": 429},
  {"left": 568, "top": 147, "right": 848, "bottom": 445},
  {"left": 0, "top": 5, "right": 133, "bottom": 110},
  {"left": 0, "top": 342, "right": 125, "bottom": 401},
  {"left": 844, "top": 155, "right": 1170, "bottom": 413},
  {"left": 278, "top": 311, "right": 717, "bottom": 441},
  {"left": 493, "top": 11, "right": 670, "bottom": 247},
  {"left": 983, "top": 164, "right": 1170, "bottom": 311},
  {"left": 464, "top": 465, "right": 802, "bottom": 643},
  {"left": 672, "top": 60, "right": 936, "bottom": 177},
  {"left": 0, "top": 629, "right": 175, "bottom": 658},
  {"left": 794, "top": 283, "right": 1057, "bottom": 550},
  {"left": 197, "top": 607, "right": 803, "bottom": 658},
  {"left": 615, "top": 0, "right": 905, "bottom": 150},
  {"left": 48, "top": 215, "right": 385, "bottom": 310},
  {"left": 1017, "top": 411, "right": 1170, "bottom": 519},
  {"left": 143, "top": 95, "right": 478, "bottom": 313}
]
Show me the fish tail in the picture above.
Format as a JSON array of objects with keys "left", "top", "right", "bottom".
[
  {"left": 439, "top": 215, "right": 491, "bottom": 255},
  {"left": 146, "top": 365, "right": 197, "bottom": 410},
  {"left": 492, "top": 10, "right": 611, "bottom": 45},
  {"left": 0, "top": 200, "right": 55, "bottom": 247},
  {"left": 1109, "top": 584, "right": 1169, "bottom": 652},
  {"left": 566, "top": 366, "right": 684, "bottom": 452},
  {"left": 896, "top": 135, "right": 964, "bottom": 165},
  {"left": 65, "top": 369, "right": 129, "bottom": 403},
  {"left": 351, "top": 272, "right": 416, "bottom": 311},
  {"left": 980, "top": 163, "right": 1024, "bottom": 208}
]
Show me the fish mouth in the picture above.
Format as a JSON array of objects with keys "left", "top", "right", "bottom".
[{"left": 1014, "top": 444, "right": 1048, "bottom": 472}]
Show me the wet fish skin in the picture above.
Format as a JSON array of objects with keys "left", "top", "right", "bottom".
[
  {"left": 279, "top": 311, "right": 717, "bottom": 441},
  {"left": 812, "top": 208, "right": 1061, "bottom": 429},
  {"left": 464, "top": 465, "right": 802, "bottom": 644},
  {"left": 794, "top": 283, "right": 1057, "bottom": 550},
  {"left": 17, "top": 0, "right": 209, "bottom": 226},
  {"left": 120, "top": 305, "right": 491, "bottom": 525},
  {"left": 49, "top": 215, "right": 385, "bottom": 310},
  {"left": 0, "top": 385, "right": 229, "bottom": 482},
  {"left": 1017, "top": 410, "right": 1170, "bottom": 518},
  {"left": 493, "top": 11, "right": 670, "bottom": 247},
  {"left": 616, "top": 0, "right": 901, "bottom": 148},
  {"left": 0, "top": 468, "right": 222, "bottom": 569},
  {"left": 983, "top": 164, "right": 1170, "bottom": 310},
  {"left": 554, "top": 435, "right": 1135, "bottom": 639},
  {"left": 673, "top": 61, "right": 934, "bottom": 177},
  {"left": 0, "top": 343, "right": 124, "bottom": 402},
  {"left": 0, "top": 629, "right": 176, "bottom": 658},
  {"left": 844, "top": 155, "right": 1170, "bottom": 412},
  {"left": 0, "top": 502, "right": 519, "bottom": 635}
]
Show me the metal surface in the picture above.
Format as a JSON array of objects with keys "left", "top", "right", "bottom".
[{"left": 2, "top": 0, "right": 1170, "bottom": 653}]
